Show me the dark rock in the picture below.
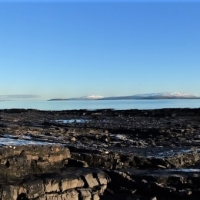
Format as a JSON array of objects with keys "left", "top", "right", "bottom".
[{"left": 1, "top": 108, "right": 200, "bottom": 199}]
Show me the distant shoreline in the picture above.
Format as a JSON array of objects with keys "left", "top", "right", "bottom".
[{"left": 48, "top": 97, "right": 200, "bottom": 101}]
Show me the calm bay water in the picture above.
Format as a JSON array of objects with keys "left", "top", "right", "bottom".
[{"left": 0, "top": 99, "right": 200, "bottom": 110}]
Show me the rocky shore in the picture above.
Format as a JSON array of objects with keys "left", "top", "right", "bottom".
[{"left": 0, "top": 108, "right": 200, "bottom": 199}]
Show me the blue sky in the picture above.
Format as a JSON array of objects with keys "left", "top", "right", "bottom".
[{"left": 0, "top": 0, "right": 200, "bottom": 100}]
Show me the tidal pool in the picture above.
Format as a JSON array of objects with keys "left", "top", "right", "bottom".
[{"left": 0, "top": 134, "right": 53, "bottom": 146}]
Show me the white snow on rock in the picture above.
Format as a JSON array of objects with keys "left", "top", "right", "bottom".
[
  {"left": 133, "top": 92, "right": 199, "bottom": 98},
  {"left": 77, "top": 95, "right": 104, "bottom": 100}
]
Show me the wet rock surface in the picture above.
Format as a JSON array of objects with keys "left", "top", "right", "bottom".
[{"left": 0, "top": 108, "right": 200, "bottom": 199}]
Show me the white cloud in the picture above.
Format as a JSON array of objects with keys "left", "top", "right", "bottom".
[{"left": 0, "top": 95, "right": 39, "bottom": 99}]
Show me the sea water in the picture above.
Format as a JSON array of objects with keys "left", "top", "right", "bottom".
[{"left": 0, "top": 99, "right": 200, "bottom": 110}]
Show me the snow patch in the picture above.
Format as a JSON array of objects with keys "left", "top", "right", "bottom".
[
  {"left": 133, "top": 92, "right": 199, "bottom": 98},
  {"left": 75, "top": 95, "right": 104, "bottom": 100}
]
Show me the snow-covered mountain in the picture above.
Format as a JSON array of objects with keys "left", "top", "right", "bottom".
[
  {"left": 48, "top": 92, "right": 200, "bottom": 101},
  {"left": 133, "top": 92, "right": 199, "bottom": 98},
  {"left": 100, "top": 92, "right": 200, "bottom": 100},
  {"left": 48, "top": 95, "right": 104, "bottom": 101}
]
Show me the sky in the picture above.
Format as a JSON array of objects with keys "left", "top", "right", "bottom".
[{"left": 0, "top": 0, "right": 200, "bottom": 100}]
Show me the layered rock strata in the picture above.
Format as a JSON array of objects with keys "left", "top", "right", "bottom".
[{"left": 0, "top": 143, "right": 109, "bottom": 200}]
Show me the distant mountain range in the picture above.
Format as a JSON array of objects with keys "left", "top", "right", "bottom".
[
  {"left": 49, "top": 95, "right": 104, "bottom": 101},
  {"left": 48, "top": 92, "right": 200, "bottom": 101}
]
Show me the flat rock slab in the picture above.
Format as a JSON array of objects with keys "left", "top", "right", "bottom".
[
  {"left": 0, "top": 143, "right": 71, "bottom": 180},
  {"left": 70, "top": 145, "right": 200, "bottom": 169}
]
